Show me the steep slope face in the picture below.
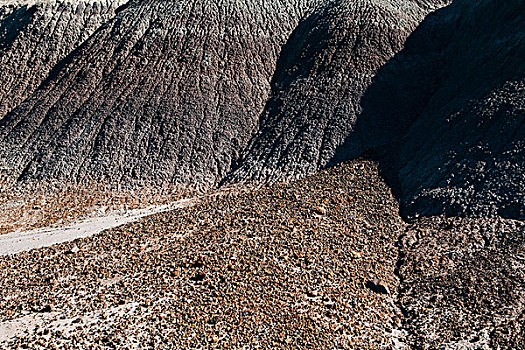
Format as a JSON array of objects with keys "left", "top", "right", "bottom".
[
  {"left": 401, "top": 79, "right": 524, "bottom": 219},
  {"left": 397, "top": 0, "right": 524, "bottom": 219},
  {"left": 0, "top": 0, "right": 128, "bottom": 118},
  {"left": 227, "top": 0, "right": 449, "bottom": 184},
  {"left": 337, "top": 0, "right": 524, "bottom": 219},
  {"left": 0, "top": 0, "right": 316, "bottom": 190}
]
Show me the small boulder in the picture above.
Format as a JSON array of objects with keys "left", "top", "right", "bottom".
[{"left": 365, "top": 279, "right": 390, "bottom": 294}]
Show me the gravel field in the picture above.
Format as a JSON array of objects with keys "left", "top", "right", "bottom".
[
  {"left": 398, "top": 217, "right": 525, "bottom": 349},
  {"left": 0, "top": 160, "right": 523, "bottom": 349},
  {"left": 0, "top": 160, "right": 405, "bottom": 349}
]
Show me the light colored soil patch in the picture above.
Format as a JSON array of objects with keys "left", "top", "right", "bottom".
[
  {"left": 0, "top": 181, "right": 193, "bottom": 235},
  {"left": 0, "top": 302, "right": 142, "bottom": 345},
  {"left": 0, "top": 198, "right": 195, "bottom": 256},
  {"left": 0, "top": 312, "right": 59, "bottom": 344}
]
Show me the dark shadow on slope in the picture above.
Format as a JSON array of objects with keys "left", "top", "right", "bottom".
[
  {"left": 327, "top": 1, "right": 452, "bottom": 213},
  {"left": 329, "top": 0, "right": 525, "bottom": 220},
  {"left": 115, "top": 1, "right": 131, "bottom": 14},
  {"left": 327, "top": 1, "right": 456, "bottom": 208},
  {"left": 0, "top": 5, "right": 37, "bottom": 53},
  {"left": 38, "top": 7, "right": 129, "bottom": 90},
  {"left": 224, "top": 4, "right": 333, "bottom": 182},
  {"left": 38, "top": 0, "right": 132, "bottom": 90},
  {"left": 0, "top": 3, "right": 129, "bottom": 129},
  {"left": 226, "top": 0, "right": 430, "bottom": 184}
]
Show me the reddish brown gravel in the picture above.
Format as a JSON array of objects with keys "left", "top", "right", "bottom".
[
  {"left": 1, "top": 160, "right": 523, "bottom": 349},
  {"left": 0, "top": 181, "right": 192, "bottom": 235},
  {"left": 0, "top": 160, "right": 405, "bottom": 349}
]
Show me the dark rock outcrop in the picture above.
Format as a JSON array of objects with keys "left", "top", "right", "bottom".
[
  {"left": 227, "top": 0, "right": 449, "bottom": 183},
  {"left": 0, "top": 0, "right": 127, "bottom": 118},
  {"left": 0, "top": 0, "right": 316, "bottom": 190}
]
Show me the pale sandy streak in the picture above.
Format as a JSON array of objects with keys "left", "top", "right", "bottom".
[{"left": 0, "top": 198, "right": 195, "bottom": 256}]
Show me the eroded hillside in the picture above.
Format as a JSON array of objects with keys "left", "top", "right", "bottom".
[
  {"left": 0, "top": 0, "right": 128, "bottom": 118},
  {"left": 0, "top": 0, "right": 317, "bottom": 190},
  {"left": 0, "top": 1, "right": 522, "bottom": 221},
  {"left": 333, "top": 0, "right": 524, "bottom": 219},
  {"left": 228, "top": 0, "right": 449, "bottom": 183},
  {"left": 0, "top": 1, "right": 523, "bottom": 349}
]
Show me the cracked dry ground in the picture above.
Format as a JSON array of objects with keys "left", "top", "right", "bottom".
[{"left": 1, "top": 160, "right": 524, "bottom": 349}]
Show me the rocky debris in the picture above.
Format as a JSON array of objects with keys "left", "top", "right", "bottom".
[
  {"left": 0, "top": 162, "right": 522, "bottom": 349},
  {"left": 0, "top": 1, "right": 523, "bottom": 348},
  {"left": 0, "top": 0, "right": 128, "bottom": 118},
  {"left": 334, "top": 0, "right": 525, "bottom": 219},
  {"left": 0, "top": 160, "right": 405, "bottom": 349},
  {"left": 314, "top": 206, "right": 326, "bottom": 215},
  {"left": 31, "top": 305, "right": 51, "bottom": 314},
  {"left": 397, "top": 217, "right": 525, "bottom": 349},
  {"left": 0, "top": 0, "right": 316, "bottom": 189},
  {"left": 490, "top": 310, "right": 525, "bottom": 349},
  {"left": 227, "top": 0, "right": 449, "bottom": 184}
]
